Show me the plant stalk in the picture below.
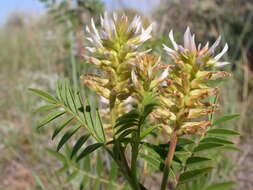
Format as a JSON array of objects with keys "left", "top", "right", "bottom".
[{"left": 160, "top": 129, "right": 178, "bottom": 190}]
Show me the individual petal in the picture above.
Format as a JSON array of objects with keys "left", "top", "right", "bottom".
[
  {"left": 163, "top": 44, "right": 178, "bottom": 59},
  {"left": 82, "top": 55, "right": 101, "bottom": 65},
  {"left": 208, "top": 36, "right": 221, "bottom": 54},
  {"left": 191, "top": 34, "right": 197, "bottom": 53},
  {"left": 139, "top": 23, "right": 153, "bottom": 42},
  {"left": 91, "top": 18, "right": 100, "bottom": 38},
  {"left": 85, "top": 26, "right": 91, "bottom": 34},
  {"left": 214, "top": 43, "right": 228, "bottom": 61},
  {"left": 131, "top": 69, "right": 138, "bottom": 86},
  {"left": 138, "top": 49, "right": 152, "bottom": 57},
  {"left": 85, "top": 47, "right": 96, "bottom": 53},
  {"left": 183, "top": 27, "right": 192, "bottom": 50},
  {"left": 169, "top": 30, "right": 178, "bottom": 50},
  {"left": 214, "top": 61, "right": 231, "bottom": 67}
]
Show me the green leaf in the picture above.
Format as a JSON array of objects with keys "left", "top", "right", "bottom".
[
  {"left": 52, "top": 117, "right": 73, "bottom": 139},
  {"left": 118, "top": 129, "right": 136, "bottom": 140},
  {"left": 94, "top": 109, "right": 106, "bottom": 142},
  {"left": 140, "top": 125, "right": 159, "bottom": 139},
  {"left": 186, "top": 156, "right": 212, "bottom": 165},
  {"left": 57, "top": 125, "right": 81, "bottom": 151},
  {"left": 194, "top": 143, "right": 224, "bottom": 152},
  {"left": 222, "top": 145, "right": 241, "bottom": 152},
  {"left": 46, "top": 148, "right": 66, "bottom": 163},
  {"left": 206, "top": 181, "right": 236, "bottom": 190},
  {"left": 76, "top": 143, "right": 103, "bottom": 162},
  {"left": 177, "top": 138, "right": 195, "bottom": 146},
  {"left": 212, "top": 114, "right": 240, "bottom": 126},
  {"left": 115, "top": 122, "right": 137, "bottom": 135},
  {"left": 116, "top": 110, "right": 139, "bottom": 123},
  {"left": 29, "top": 88, "right": 57, "bottom": 103},
  {"left": 56, "top": 165, "right": 69, "bottom": 175},
  {"left": 179, "top": 167, "right": 213, "bottom": 183},
  {"left": 38, "top": 110, "right": 66, "bottom": 128},
  {"left": 201, "top": 137, "right": 234, "bottom": 145},
  {"left": 140, "top": 153, "right": 161, "bottom": 170},
  {"left": 115, "top": 118, "right": 139, "bottom": 128},
  {"left": 70, "top": 134, "right": 90, "bottom": 159},
  {"left": 109, "top": 162, "right": 118, "bottom": 180},
  {"left": 66, "top": 170, "right": 79, "bottom": 183},
  {"left": 96, "top": 153, "right": 103, "bottom": 176},
  {"left": 207, "top": 129, "right": 240, "bottom": 136},
  {"left": 34, "top": 104, "right": 59, "bottom": 113}
]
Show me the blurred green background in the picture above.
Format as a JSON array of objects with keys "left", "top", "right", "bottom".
[{"left": 0, "top": 0, "right": 252, "bottom": 189}]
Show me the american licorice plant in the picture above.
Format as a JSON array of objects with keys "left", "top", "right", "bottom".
[{"left": 30, "top": 13, "right": 240, "bottom": 190}]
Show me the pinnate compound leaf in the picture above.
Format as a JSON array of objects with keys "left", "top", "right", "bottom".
[
  {"left": 57, "top": 125, "right": 81, "bottom": 151},
  {"left": 206, "top": 181, "right": 236, "bottom": 190},
  {"left": 207, "top": 129, "right": 240, "bottom": 136},
  {"left": 194, "top": 143, "right": 224, "bottom": 152},
  {"left": 212, "top": 114, "right": 240, "bottom": 126},
  {"left": 29, "top": 88, "right": 57, "bottom": 103},
  {"left": 179, "top": 167, "right": 213, "bottom": 183},
  {"left": 52, "top": 117, "right": 73, "bottom": 139},
  {"left": 186, "top": 156, "right": 212, "bottom": 165},
  {"left": 38, "top": 110, "right": 66, "bottom": 128},
  {"left": 76, "top": 143, "right": 103, "bottom": 162},
  {"left": 70, "top": 134, "right": 90, "bottom": 159}
]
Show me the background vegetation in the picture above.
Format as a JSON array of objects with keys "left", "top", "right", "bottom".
[{"left": 0, "top": 0, "right": 252, "bottom": 189}]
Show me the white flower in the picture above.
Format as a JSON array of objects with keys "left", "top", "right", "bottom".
[
  {"left": 214, "top": 43, "right": 228, "bottom": 61},
  {"left": 214, "top": 61, "right": 231, "bottom": 67},
  {"left": 139, "top": 24, "right": 153, "bottom": 42},
  {"left": 131, "top": 69, "right": 138, "bottom": 86},
  {"left": 169, "top": 30, "right": 178, "bottom": 50}
]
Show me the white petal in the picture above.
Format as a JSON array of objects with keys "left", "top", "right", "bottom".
[
  {"left": 197, "top": 43, "right": 202, "bottom": 51},
  {"left": 163, "top": 44, "right": 178, "bottom": 59},
  {"left": 139, "top": 23, "right": 153, "bottom": 42},
  {"left": 191, "top": 34, "right": 197, "bottom": 52},
  {"left": 169, "top": 30, "right": 178, "bottom": 50},
  {"left": 91, "top": 18, "right": 100, "bottom": 39},
  {"left": 138, "top": 49, "right": 152, "bottom": 56},
  {"left": 86, "top": 37, "right": 93, "bottom": 43},
  {"left": 131, "top": 69, "right": 138, "bottom": 86},
  {"left": 128, "top": 15, "right": 141, "bottom": 32},
  {"left": 147, "top": 66, "right": 152, "bottom": 78},
  {"left": 113, "top": 12, "right": 117, "bottom": 21},
  {"left": 163, "top": 44, "right": 175, "bottom": 54},
  {"left": 208, "top": 36, "right": 221, "bottom": 54},
  {"left": 184, "top": 27, "right": 192, "bottom": 49},
  {"left": 86, "top": 26, "right": 91, "bottom": 33},
  {"left": 100, "top": 96, "right": 109, "bottom": 104},
  {"left": 100, "top": 15, "right": 104, "bottom": 27},
  {"left": 157, "top": 67, "right": 169, "bottom": 82},
  {"left": 86, "top": 47, "right": 96, "bottom": 52},
  {"left": 214, "top": 43, "right": 228, "bottom": 61},
  {"left": 215, "top": 61, "right": 231, "bottom": 67}
]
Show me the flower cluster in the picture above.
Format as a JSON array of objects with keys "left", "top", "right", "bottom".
[
  {"left": 160, "top": 27, "right": 231, "bottom": 135},
  {"left": 81, "top": 13, "right": 155, "bottom": 134},
  {"left": 82, "top": 13, "right": 152, "bottom": 110},
  {"left": 82, "top": 13, "right": 231, "bottom": 137}
]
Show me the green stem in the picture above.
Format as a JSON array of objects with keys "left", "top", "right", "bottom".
[
  {"left": 160, "top": 129, "right": 178, "bottom": 190},
  {"left": 131, "top": 130, "right": 141, "bottom": 190}
]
